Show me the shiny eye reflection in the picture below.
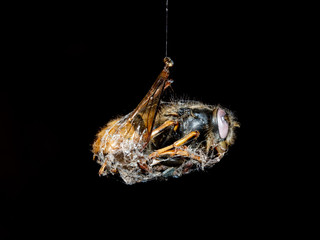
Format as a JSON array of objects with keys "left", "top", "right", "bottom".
[{"left": 217, "top": 108, "right": 229, "bottom": 139}]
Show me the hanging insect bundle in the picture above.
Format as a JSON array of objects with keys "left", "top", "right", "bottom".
[{"left": 92, "top": 57, "right": 239, "bottom": 184}]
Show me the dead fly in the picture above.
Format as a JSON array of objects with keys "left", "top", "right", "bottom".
[{"left": 92, "top": 58, "right": 239, "bottom": 184}]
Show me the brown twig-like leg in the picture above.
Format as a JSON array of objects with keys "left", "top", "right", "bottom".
[
  {"left": 99, "top": 162, "right": 117, "bottom": 176},
  {"left": 150, "top": 146, "right": 201, "bottom": 166},
  {"left": 215, "top": 141, "right": 227, "bottom": 158},
  {"left": 157, "top": 148, "right": 201, "bottom": 161},
  {"left": 151, "top": 120, "right": 179, "bottom": 138},
  {"left": 99, "top": 164, "right": 106, "bottom": 176},
  {"left": 149, "top": 131, "right": 200, "bottom": 159}
]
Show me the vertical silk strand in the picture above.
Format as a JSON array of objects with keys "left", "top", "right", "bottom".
[{"left": 165, "top": 0, "right": 169, "bottom": 57}]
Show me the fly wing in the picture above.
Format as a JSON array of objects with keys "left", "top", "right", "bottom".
[
  {"left": 94, "top": 58, "right": 174, "bottom": 176},
  {"left": 121, "top": 65, "right": 173, "bottom": 148}
]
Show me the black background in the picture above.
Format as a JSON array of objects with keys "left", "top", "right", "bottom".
[{"left": 1, "top": 1, "right": 290, "bottom": 238}]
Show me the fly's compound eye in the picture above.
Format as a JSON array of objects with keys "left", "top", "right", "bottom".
[{"left": 217, "top": 108, "right": 229, "bottom": 139}]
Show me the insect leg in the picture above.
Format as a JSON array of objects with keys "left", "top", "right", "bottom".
[
  {"left": 150, "top": 120, "right": 179, "bottom": 139},
  {"left": 149, "top": 131, "right": 200, "bottom": 159},
  {"left": 151, "top": 148, "right": 201, "bottom": 164},
  {"left": 215, "top": 141, "right": 227, "bottom": 158}
]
